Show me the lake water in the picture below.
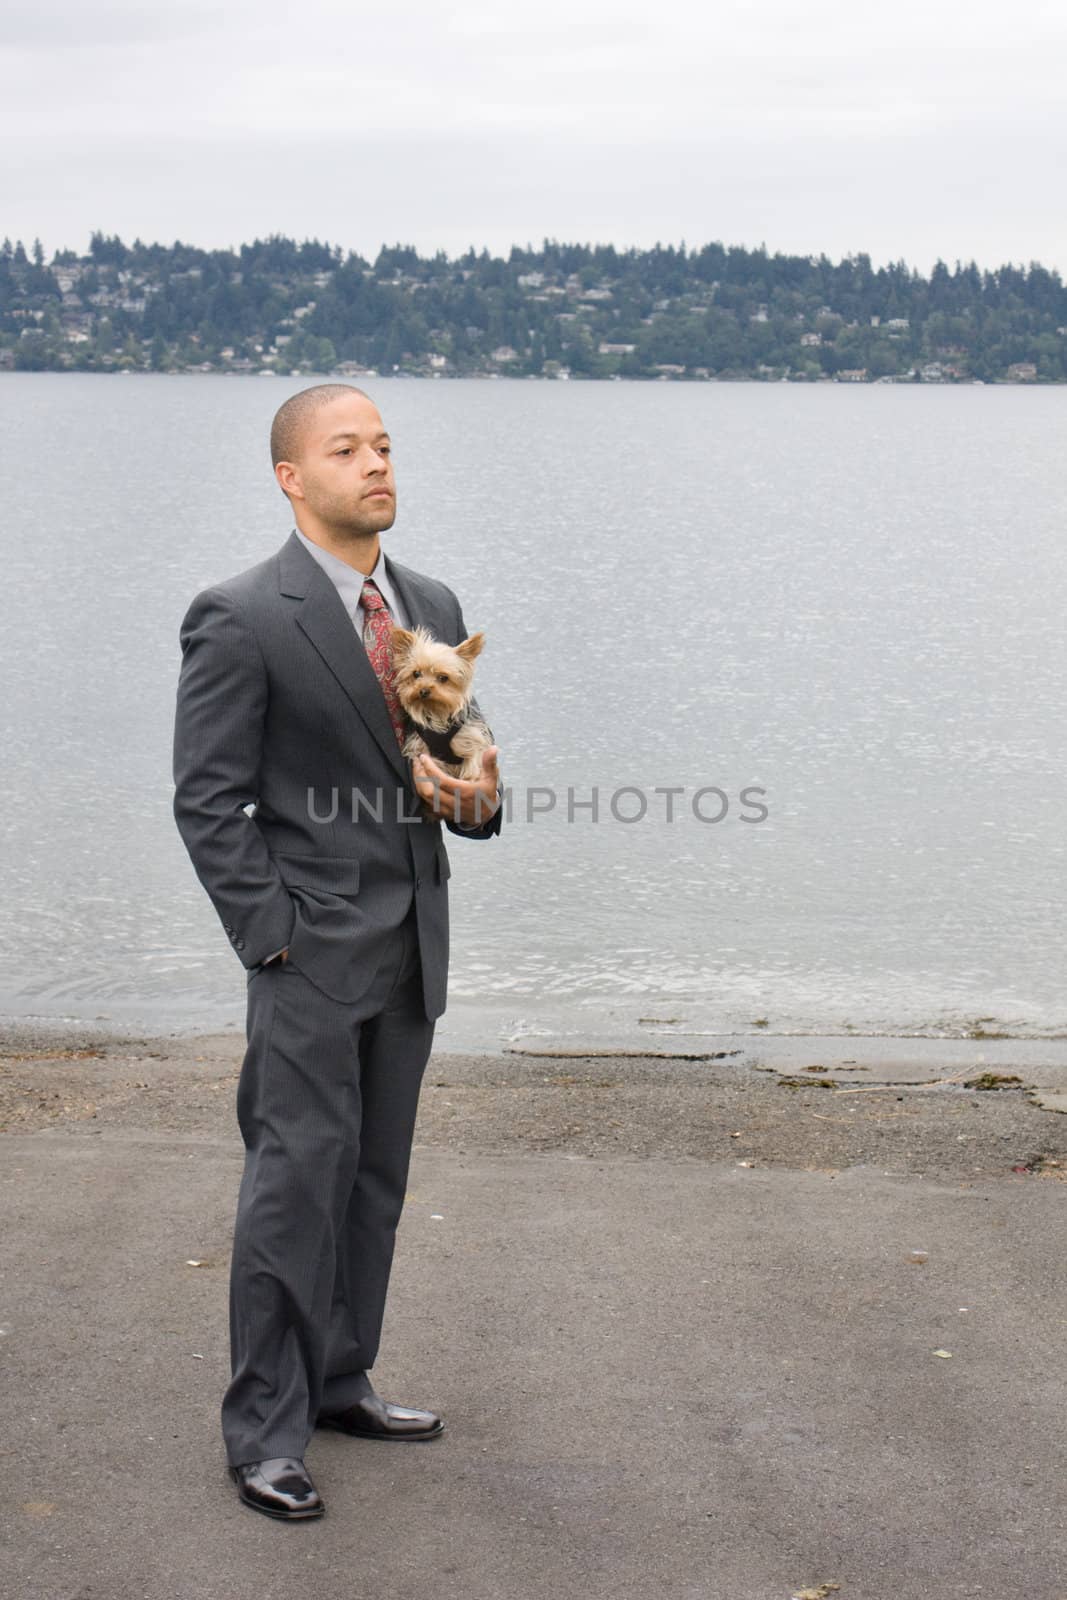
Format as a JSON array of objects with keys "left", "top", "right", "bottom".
[{"left": 1, "top": 373, "right": 1064, "bottom": 1051}]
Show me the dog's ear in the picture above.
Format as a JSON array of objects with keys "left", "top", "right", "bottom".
[
  {"left": 454, "top": 631, "right": 485, "bottom": 662},
  {"left": 390, "top": 626, "right": 417, "bottom": 658}
]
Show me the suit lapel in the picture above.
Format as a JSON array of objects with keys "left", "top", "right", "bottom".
[
  {"left": 278, "top": 531, "right": 410, "bottom": 783},
  {"left": 383, "top": 553, "right": 452, "bottom": 642}
]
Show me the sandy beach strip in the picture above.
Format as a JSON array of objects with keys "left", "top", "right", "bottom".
[{"left": 2, "top": 1020, "right": 1064, "bottom": 1180}]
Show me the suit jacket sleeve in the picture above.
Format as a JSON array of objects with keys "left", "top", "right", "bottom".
[
  {"left": 444, "top": 594, "right": 503, "bottom": 842},
  {"left": 172, "top": 587, "right": 296, "bottom": 969}
]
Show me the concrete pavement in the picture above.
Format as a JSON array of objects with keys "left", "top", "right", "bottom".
[{"left": 1, "top": 1037, "right": 1066, "bottom": 1600}]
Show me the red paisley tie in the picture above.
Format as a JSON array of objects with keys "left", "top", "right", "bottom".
[{"left": 360, "top": 579, "right": 407, "bottom": 748}]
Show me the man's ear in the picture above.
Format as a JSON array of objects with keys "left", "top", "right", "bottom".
[
  {"left": 455, "top": 631, "right": 485, "bottom": 662},
  {"left": 275, "top": 461, "right": 303, "bottom": 501}
]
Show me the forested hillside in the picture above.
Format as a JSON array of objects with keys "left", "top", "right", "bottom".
[{"left": 3, "top": 232, "right": 1064, "bottom": 381}]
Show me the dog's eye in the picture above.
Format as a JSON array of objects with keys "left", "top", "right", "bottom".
[
  {"left": 412, "top": 669, "right": 421, "bottom": 679},
  {"left": 436, "top": 673, "right": 449, "bottom": 683}
]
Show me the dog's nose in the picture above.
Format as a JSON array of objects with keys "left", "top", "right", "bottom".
[{"left": 418, "top": 687, "right": 431, "bottom": 699}]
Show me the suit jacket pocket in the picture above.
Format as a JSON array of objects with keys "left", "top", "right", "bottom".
[{"left": 272, "top": 853, "right": 361, "bottom": 897}]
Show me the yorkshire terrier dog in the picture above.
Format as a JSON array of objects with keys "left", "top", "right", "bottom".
[{"left": 390, "top": 625, "right": 493, "bottom": 781}]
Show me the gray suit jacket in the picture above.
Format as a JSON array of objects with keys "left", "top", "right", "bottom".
[{"left": 172, "top": 529, "right": 501, "bottom": 1020}]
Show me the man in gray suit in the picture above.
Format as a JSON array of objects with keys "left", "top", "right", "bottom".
[{"left": 173, "top": 383, "right": 502, "bottom": 1520}]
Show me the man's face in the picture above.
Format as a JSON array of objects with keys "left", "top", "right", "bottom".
[{"left": 280, "top": 392, "right": 396, "bottom": 536}]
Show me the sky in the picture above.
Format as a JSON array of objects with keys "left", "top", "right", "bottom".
[{"left": 4, "top": 0, "right": 1065, "bottom": 275}]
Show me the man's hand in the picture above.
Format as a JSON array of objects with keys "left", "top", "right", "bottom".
[{"left": 412, "top": 746, "right": 500, "bottom": 828}]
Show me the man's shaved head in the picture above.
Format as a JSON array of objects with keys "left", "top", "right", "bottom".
[
  {"left": 270, "top": 383, "right": 371, "bottom": 471},
  {"left": 269, "top": 383, "right": 396, "bottom": 545}
]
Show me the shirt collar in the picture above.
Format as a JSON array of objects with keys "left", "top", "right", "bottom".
[{"left": 293, "top": 527, "right": 398, "bottom": 624}]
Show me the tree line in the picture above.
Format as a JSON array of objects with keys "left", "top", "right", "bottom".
[{"left": 2, "top": 231, "right": 1065, "bottom": 381}]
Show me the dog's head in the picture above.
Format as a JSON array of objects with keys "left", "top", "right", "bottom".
[{"left": 390, "top": 625, "right": 485, "bottom": 730}]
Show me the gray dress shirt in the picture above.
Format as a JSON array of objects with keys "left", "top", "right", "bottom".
[{"left": 294, "top": 526, "right": 410, "bottom": 633}]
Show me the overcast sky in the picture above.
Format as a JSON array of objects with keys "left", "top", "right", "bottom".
[{"left": 4, "top": 0, "right": 1065, "bottom": 274}]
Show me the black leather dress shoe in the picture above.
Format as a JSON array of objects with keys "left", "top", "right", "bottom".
[
  {"left": 318, "top": 1393, "right": 444, "bottom": 1441},
  {"left": 231, "top": 1457, "right": 324, "bottom": 1520}
]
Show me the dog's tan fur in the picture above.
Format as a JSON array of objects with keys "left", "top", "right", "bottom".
[{"left": 390, "top": 625, "right": 493, "bottom": 781}]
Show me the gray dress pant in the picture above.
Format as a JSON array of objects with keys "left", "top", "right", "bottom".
[{"left": 221, "top": 901, "right": 435, "bottom": 1466}]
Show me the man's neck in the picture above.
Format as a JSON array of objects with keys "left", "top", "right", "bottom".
[{"left": 295, "top": 519, "right": 381, "bottom": 576}]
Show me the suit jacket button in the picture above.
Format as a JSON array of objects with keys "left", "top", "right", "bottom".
[{"left": 415, "top": 876, "right": 422, "bottom": 890}]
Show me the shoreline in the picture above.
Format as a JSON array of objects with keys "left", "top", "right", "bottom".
[
  {"left": 3, "top": 1019, "right": 1064, "bottom": 1167},
  {"left": 3, "top": 1014, "right": 1067, "bottom": 1071},
  {"left": 3, "top": 1013, "right": 1065, "bottom": 1049},
  {"left": 4, "top": 369, "right": 1065, "bottom": 385}
]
